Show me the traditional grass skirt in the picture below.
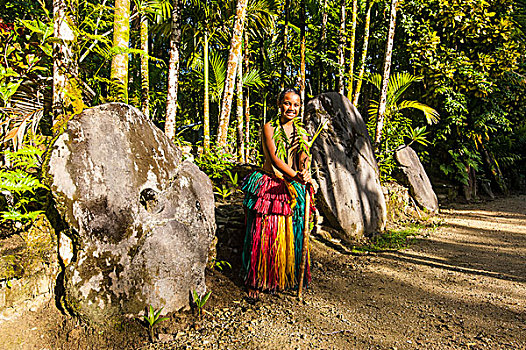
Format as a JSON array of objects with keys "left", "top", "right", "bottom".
[{"left": 241, "top": 170, "right": 314, "bottom": 291}]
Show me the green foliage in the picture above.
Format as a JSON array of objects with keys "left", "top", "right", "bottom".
[
  {"left": 192, "top": 290, "right": 211, "bottom": 319},
  {"left": 352, "top": 228, "right": 419, "bottom": 253},
  {"left": 194, "top": 147, "right": 237, "bottom": 180},
  {"left": 213, "top": 184, "right": 233, "bottom": 202},
  {"left": 439, "top": 146, "right": 482, "bottom": 185},
  {"left": 1, "top": 0, "right": 524, "bottom": 193},
  {"left": 141, "top": 305, "right": 169, "bottom": 342},
  {"left": 366, "top": 72, "right": 436, "bottom": 181},
  {"left": 210, "top": 259, "right": 232, "bottom": 271},
  {"left": 270, "top": 115, "right": 328, "bottom": 164},
  {"left": 271, "top": 115, "right": 289, "bottom": 161},
  {"left": 399, "top": 0, "right": 524, "bottom": 186},
  {"left": 0, "top": 147, "right": 47, "bottom": 223},
  {"left": 225, "top": 170, "right": 239, "bottom": 188},
  {"left": 213, "top": 170, "right": 241, "bottom": 202},
  {"left": 367, "top": 72, "right": 439, "bottom": 124}
]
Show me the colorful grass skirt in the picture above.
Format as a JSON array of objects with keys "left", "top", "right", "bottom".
[{"left": 241, "top": 170, "right": 315, "bottom": 291}]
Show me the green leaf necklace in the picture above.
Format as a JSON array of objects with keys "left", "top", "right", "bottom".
[{"left": 271, "top": 115, "right": 310, "bottom": 164}]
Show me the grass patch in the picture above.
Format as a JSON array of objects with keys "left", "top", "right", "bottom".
[{"left": 352, "top": 227, "right": 420, "bottom": 253}]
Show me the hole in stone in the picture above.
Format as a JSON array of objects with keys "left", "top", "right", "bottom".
[{"left": 140, "top": 188, "right": 159, "bottom": 213}]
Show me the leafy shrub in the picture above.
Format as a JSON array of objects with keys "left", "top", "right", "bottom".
[{"left": 194, "top": 147, "right": 237, "bottom": 180}]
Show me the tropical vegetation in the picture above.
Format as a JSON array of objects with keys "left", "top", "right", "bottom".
[{"left": 1, "top": 0, "right": 525, "bottom": 223}]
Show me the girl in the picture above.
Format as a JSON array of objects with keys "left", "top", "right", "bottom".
[{"left": 241, "top": 88, "right": 316, "bottom": 298}]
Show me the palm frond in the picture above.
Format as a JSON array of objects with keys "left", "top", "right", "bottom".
[
  {"left": 147, "top": 0, "right": 172, "bottom": 20},
  {"left": 242, "top": 68, "right": 264, "bottom": 88},
  {"left": 368, "top": 99, "right": 379, "bottom": 119},
  {"left": 387, "top": 72, "right": 423, "bottom": 107},
  {"left": 398, "top": 100, "right": 440, "bottom": 124},
  {"left": 209, "top": 51, "right": 226, "bottom": 101},
  {"left": 188, "top": 51, "right": 204, "bottom": 72},
  {"left": 365, "top": 73, "right": 382, "bottom": 90}
]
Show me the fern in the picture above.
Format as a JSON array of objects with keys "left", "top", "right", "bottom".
[
  {"left": 4, "top": 146, "right": 44, "bottom": 170},
  {"left": 0, "top": 147, "right": 48, "bottom": 224},
  {"left": 270, "top": 115, "right": 327, "bottom": 165},
  {"left": 0, "top": 169, "right": 47, "bottom": 194},
  {"left": 271, "top": 115, "right": 290, "bottom": 161},
  {"left": 1, "top": 209, "right": 43, "bottom": 222}
]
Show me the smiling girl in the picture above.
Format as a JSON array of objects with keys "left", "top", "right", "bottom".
[{"left": 241, "top": 88, "right": 316, "bottom": 299}]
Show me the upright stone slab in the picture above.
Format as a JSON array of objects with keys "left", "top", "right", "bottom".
[
  {"left": 395, "top": 146, "right": 439, "bottom": 214},
  {"left": 46, "top": 103, "right": 215, "bottom": 324},
  {"left": 304, "top": 93, "right": 386, "bottom": 241}
]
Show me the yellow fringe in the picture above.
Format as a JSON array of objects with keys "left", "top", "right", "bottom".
[
  {"left": 257, "top": 219, "right": 268, "bottom": 288},
  {"left": 285, "top": 215, "right": 295, "bottom": 288},
  {"left": 275, "top": 216, "right": 286, "bottom": 289}
]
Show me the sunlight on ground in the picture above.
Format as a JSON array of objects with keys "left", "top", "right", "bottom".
[{"left": 370, "top": 257, "right": 525, "bottom": 311}]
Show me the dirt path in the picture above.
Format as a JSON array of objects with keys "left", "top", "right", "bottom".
[
  {"left": 161, "top": 195, "right": 526, "bottom": 350},
  {"left": 1, "top": 195, "right": 525, "bottom": 349}
]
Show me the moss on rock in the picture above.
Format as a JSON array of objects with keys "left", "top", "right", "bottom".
[{"left": 0, "top": 214, "right": 59, "bottom": 311}]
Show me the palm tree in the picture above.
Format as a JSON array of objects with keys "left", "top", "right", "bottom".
[
  {"left": 347, "top": 0, "right": 358, "bottom": 100},
  {"left": 374, "top": 0, "right": 397, "bottom": 147},
  {"left": 165, "top": 0, "right": 182, "bottom": 141},
  {"left": 110, "top": 0, "right": 131, "bottom": 103},
  {"left": 299, "top": 0, "right": 306, "bottom": 116},
  {"left": 337, "top": 0, "right": 346, "bottom": 95},
  {"left": 217, "top": 0, "right": 274, "bottom": 150},
  {"left": 280, "top": 0, "right": 290, "bottom": 90},
  {"left": 217, "top": 0, "right": 249, "bottom": 149},
  {"left": 53, "top": 0, "right": 77, "bottom": 119},
  {"left": 236, "top": 50, "right": 244, "bottom": 161},
  {"left": 244, "top": 30, "right": 251, "bottom": 162},
  {"left": 316, "top": 0, "right": 328, "bottom": 94},
  {"left": 367, "top": 72, "right": 439, "bottom": 126},
  {"left": 138, "top": 1, "right": 149, "bottom": 117},
  {"left": 352, "top": 0, "right": 375, "bottom": 106},
  {"left": 186, "top": 0, "right": 225, "bottom": 150}
]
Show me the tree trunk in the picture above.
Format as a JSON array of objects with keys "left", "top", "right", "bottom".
[
  {"left": 316, "top": 0, "right": 328, "bottom": 94},
  {"left": 482, "top": 145, "right": 508, "bottom": 194},
  {"left": 463, "top": 165, "right": 477, "bottom": 201},
  {"left": 263, "top": 94, "right": 267, "bottom": 125},
  {"left": 244, "top": 89, "right": 250, "bottom": 162},
  {"left": 244, "top": 30, "right": 250, "bottom": 162},
  {"left": 374, "top": 0, "right": 397, "bottom": 147},
  {"left": 347, "top": 0, "right": 358, "bottom": 100},
  {"left": 140, "top": 12, "right": 149, "bottom": 118},
  {"left": 337, "top": 0, "right": 346, "bottom": 95},
  {"left": 353, "top": 0, "right": 373, "bottom": 106},
  {"left": 300, "top": 0, "right": 306, "bottom": 117},
  {"left": 217, "top": 0, "right": 249, "bottom": 149},
  {"left": 53, "top": 0, "right": 77, "bottom": 120},
  {"left": 203, "top": 31, "right": 210, "bottom": 151},
  {"left": 165, "top": 0, "right": 181, "bottom": 141},
  {"left": 236, "top": 51, "right": 244, "bottom": 162},
  {"left": 110, "top": 0, "right": 130, "bottom": 103},
  {"left": 281, "top": 0, "right": 291, "bottom": 90}
]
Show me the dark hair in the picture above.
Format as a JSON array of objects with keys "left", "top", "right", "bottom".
[{"left": 277, "top": 88, "right": 301, "bottom": 105}]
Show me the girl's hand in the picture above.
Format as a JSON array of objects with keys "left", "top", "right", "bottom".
[
  {"left": 297, "top": 170, "right": 319, "bottom": 193},
  {"left": 296, "top": 169, "right": 309, "bottom": 183},
  {"left": 310, "top": 179, "right": 319, "bottom": 193}
]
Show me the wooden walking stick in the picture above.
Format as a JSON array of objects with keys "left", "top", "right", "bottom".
[
  {"left": 295, "top": 117, "right": 328, "bottom": 299},
  {"left": 297, "top": 178, "right": 311, "bottom": 299}
]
